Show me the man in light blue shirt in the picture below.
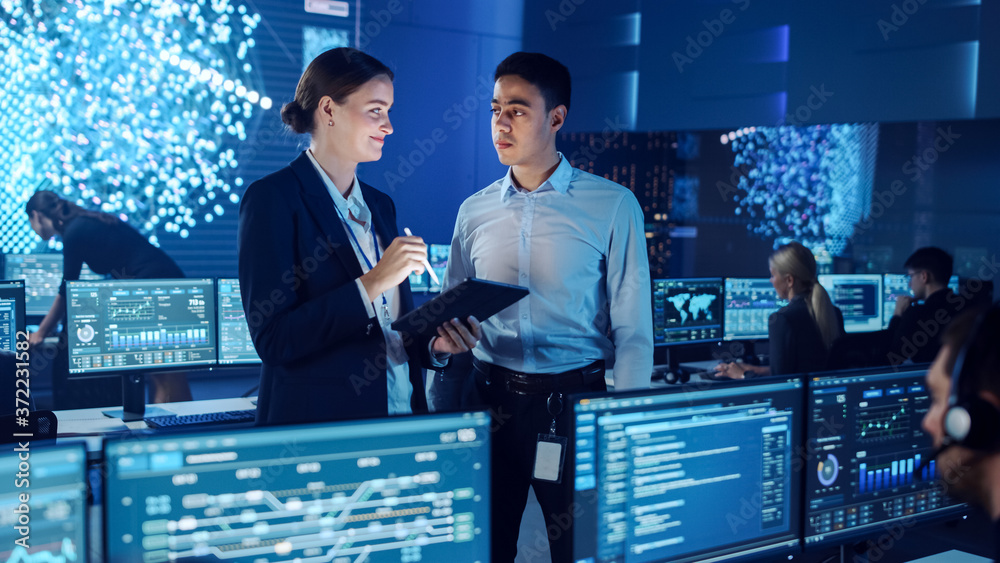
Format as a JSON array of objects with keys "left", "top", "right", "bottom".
[{"left": 443, "top": 52, "right": 653, "bottom": 562}]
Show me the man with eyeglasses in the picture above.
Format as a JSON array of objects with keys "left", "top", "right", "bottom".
[{"left": 887, "top": 247, "right": 966, "bottom": 366}]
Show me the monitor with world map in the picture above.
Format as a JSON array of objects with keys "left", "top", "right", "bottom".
[{"left": 652, "top": 277, "right": 724, "bottom": 346}]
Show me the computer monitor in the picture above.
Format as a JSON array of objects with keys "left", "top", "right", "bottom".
[
  {"left": 66, "top": 278, "right": 217, "bottom": 375},
  {"left": 818, "top": 274, "right": 883, "bottom": 333},
  {"left": 216, "top": 278, "right": 261, "bottom": 365},
  {"left": 0, "top": 280, "right": 26, "bottom": 352},
  {"left": 65, "top": 278, "right": 217, "bottom": 419},
  {"left": 882, "top": 274, "right": 961, "bottom": 329},
  {"left": 803, "top": 367, "right": 966, "bottom": 547},
  {"left": 652, "top": 277, "right": 723, "bottom": 346},
  {"left": 723, "top": 277, "right": 789, "bottom": 341},
  {"left": 570, "top": 377, "right": 803, "bottom": 562},
  {"left": 104, "top": 411, "right": 492, "bottom": 563},
  {"left": 2, "top": 253, "right": 101, "bottom": 316},
  {"left": 0, "top": 442, "right": 88, "bottom": 562},
  {"left": 408, "top": 244, "right": 450, "bottom": 293}
]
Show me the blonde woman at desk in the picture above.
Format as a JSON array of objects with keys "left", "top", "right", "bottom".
[{"left": 715, "top": 242, "right": 844, "bottom": 379}]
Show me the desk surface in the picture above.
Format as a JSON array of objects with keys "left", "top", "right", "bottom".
[{"left": 55, "top": 396, "right": 256, "bottom": 450}]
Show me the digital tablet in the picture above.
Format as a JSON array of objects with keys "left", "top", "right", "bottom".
[{"left": 392, "top": 278, "right": 529, "bottom": 338}]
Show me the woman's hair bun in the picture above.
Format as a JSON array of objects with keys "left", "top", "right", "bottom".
[{"left": 280, "top": 100, "right": 311, "bottom": 134}]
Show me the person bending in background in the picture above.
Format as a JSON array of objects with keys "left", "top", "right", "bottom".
[
  {"left": 442, "top": 52, "right": 653, "bottom": 562},
  {"left": 887, "top": 246, "right": 965, "bottom": 366},
  {"left": 238, "top": 47, "right": 480, "bottom": 426},
  {"left": 921, "top": 303, "right": 1000, "bottom": 561},
  {"left": 25, "top": 190, "right": 192, "bottom": 402},
  {"left": 716, "top": 241, "right": 844, "bottom": 378}
]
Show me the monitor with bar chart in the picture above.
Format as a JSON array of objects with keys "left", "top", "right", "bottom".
[
  {"left": 65, "top": 278, "right": 217, "bottom": 374},
  {"left": 803, "top": 367, "right": 965, "bottom": 546}
]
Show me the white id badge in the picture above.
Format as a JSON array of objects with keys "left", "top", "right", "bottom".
[{"left": 532, "top": 434, "right": 568, "bottom": 483}]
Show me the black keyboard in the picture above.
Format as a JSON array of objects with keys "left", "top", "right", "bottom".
[{"left": 144, "top": 409, "right": 257, "bottom": 428}]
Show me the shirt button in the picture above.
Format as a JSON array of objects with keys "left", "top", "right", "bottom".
[
  {"left": 520, "top": 273, "right": 526, "bottom": 278},
  {"left": 521, "top": 314, "right": 528, "bottom": 319}
]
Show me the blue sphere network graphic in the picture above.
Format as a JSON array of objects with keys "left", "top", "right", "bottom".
[
  {"left": 0, "top": 0, "right": 270, "bottom": 253},
  {"left": 721, "top": 124, "right": 879, "bottom": 255}
]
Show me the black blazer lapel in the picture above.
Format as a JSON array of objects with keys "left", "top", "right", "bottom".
[{"left": 289, "top": 152, "right": 364, "bottom": 279}]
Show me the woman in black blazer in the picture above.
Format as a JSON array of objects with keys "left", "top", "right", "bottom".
[
  {"left": 25, "top": 190, "right": 192, "bottom": 402},
  {"left": 238, "top": 48, "right": 479, "bottom": 425},
  {"left": 716, "top": 241, "right": 844, "bottom": 378}
]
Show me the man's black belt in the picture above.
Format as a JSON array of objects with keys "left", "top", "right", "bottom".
[{"left": 474, "top": 359, "right": 605, "bottom": 395}]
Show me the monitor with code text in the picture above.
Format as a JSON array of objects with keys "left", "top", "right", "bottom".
[
  {"left": 570, "top": 378, "right": 803, "bottom": 562},
  {"left": 818, "top": 274, "right": 883, "bottom": 333}
]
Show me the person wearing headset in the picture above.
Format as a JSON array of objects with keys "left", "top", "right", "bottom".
[{"left": 921, "top": 302, "right": 1000, "bottom": 560}]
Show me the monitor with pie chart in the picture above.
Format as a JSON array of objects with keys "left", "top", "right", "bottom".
[
  {"left": 64, "top": 278, "right": 217, "bottom": 419},
  {"left": 803, "top": 367, "right": 966, "bottom": 547}
]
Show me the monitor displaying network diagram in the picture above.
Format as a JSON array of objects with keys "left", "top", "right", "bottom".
[{"left": 104, "top": 411, "right": 491, "bottom": 563}]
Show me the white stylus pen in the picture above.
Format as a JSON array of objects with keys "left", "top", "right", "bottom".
[{"left": 403, "top": 228, "right": 441, "bottom": 286}]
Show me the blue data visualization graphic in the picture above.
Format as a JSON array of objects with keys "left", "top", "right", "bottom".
[
  {"left": 0, "top": 444, "right": 89, "bottom": 563},
  {"left": 721, "top": 124, "right": 879, "bottom": 256},
  {"left": 104, "top": 412, "right": 491, "bottom": 563},
  {"left": 805, "top": 369, "right": 965, "bottom": 546},
  {"left": 0, "top": 0, "right": 270, "bottom": 253}
]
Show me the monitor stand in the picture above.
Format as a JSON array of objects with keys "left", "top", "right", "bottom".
[{"left": 102, "top": 373, "right": 172, "bottom": 421}]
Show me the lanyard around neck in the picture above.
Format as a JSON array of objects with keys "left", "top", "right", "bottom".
[{"left": 333, "top": 203, "right": 389, "bottom": 315}]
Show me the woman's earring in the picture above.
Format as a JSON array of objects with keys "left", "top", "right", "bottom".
[{"left": 328, "top": 120, "right": 334, "bottom": 126}]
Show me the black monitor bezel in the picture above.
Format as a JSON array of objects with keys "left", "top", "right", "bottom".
[
  {"left": 652, "top": 276, "right": 725, "bottom": 347},
  {"left": 64, "top": 277, "right": 219, "bottom": 377},
  {"left": 0, "top": 279, "right": 27, "bottom": 352},
  {"left": 801, "top": 364, "right": 968, "bottom": 549},
  {"left": 722, "top": 276, "right": 789, "bottom": 342},
  {"left": 101, "top": 410, "right": 493, "bottom": 563},
  {"left": 568, "top": 375, "right": 806, "bottom": 563}
]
